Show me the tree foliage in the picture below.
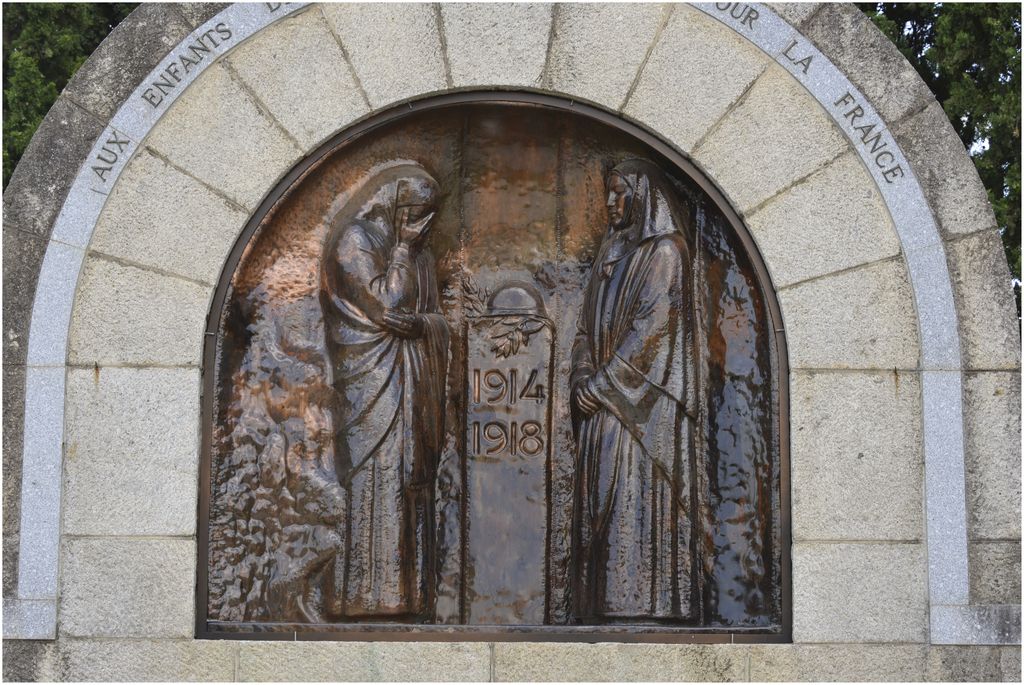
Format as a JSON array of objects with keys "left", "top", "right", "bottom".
[
  {"left": 860, "top": 3, "right": 1022, "bottom": 279},
  {"left": 2, "top": 3, "right": 136, "bottom": 187}
]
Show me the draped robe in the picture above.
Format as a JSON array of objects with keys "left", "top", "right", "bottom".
[
  {"left": 320, "top": 167, "right": 449, "bottom": 620},
  {"left": 570, "top": 161, "right": 696, "bottom": 621}
]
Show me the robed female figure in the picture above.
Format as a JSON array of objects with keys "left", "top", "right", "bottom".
[
  {"left": 570, "top": 159, "right": 700, "bottom": 622},
  {"left": 320, "top": 163, "right": 449, "bottom": 620}
]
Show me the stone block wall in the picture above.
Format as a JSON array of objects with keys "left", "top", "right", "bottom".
[{"left": 2, "top": 2, "right": 1019, "bottom": 681}]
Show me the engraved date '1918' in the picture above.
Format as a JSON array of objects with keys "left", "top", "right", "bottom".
[{"left": 470, "top": 367, "right": 546, "bottom": 457}]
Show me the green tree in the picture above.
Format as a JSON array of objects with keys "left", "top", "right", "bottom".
[
  {"left": 860, "top": 3, "right": 1022, "bottom": 282},
  {"left": 3, "top": 3, "right": 136, "bottom": 187}
]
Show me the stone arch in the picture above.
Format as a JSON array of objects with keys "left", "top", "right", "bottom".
[{"left": 2, "top": 1, "right": 1018, "bottom": 673}]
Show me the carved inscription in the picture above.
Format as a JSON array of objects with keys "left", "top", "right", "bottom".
[
  {"left": 833, "top": 91, "right": 905, "bottom": 183},
  {"left": 709, "top": 4, "right": 908, "bottom": 187},
  {"left": 91, "top": 129, "right": 132, "bottom": 183},
  {"left": 470, "top": 369, "right": 546, "bottom": 457},
  {"left": 141, "top": 22, "right": 233, "bottom": 109},
  {"left": 715, "top": 2, "right": 760, "bottom": 29},
  {"left": 781, "top": 39, "right": 814, "bottom": 74}
]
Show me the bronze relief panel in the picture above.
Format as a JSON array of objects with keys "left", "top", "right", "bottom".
[{"left": 201, "top": 98, "right": 787, "bottom": 639}]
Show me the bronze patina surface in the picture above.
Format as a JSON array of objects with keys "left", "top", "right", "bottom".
[{"left": 200, "top": 95, "right": 789, "bottom": 640}]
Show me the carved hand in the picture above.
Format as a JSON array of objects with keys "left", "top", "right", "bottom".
[
  {"left": 382, "top": 309, "right": 426, "bottom": 339},
  {"left": 397, "top": 208, "right": 436, "bottom": 251},
  {"left": 573, "top": 378, "right": 602, "bottom": 416}
]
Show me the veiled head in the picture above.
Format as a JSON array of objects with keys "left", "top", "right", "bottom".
[
  {"left": 605, "top": 171, "right": 634, "bottom": 231},
  {"left": 608, "top": 159, "right": 686, "bottom": 241},
  {"left": 396, "top": 173, "right": 439, "bottom": 225},
  {"left": 347, "top": 163, "right": 440, "bottom": 235}
]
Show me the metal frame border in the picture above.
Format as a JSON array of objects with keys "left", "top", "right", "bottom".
[{"left": 195, "top": 90, "right": 792, "bottom": 644}]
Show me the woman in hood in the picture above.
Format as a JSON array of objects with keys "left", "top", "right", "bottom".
[
  {"left": 320, "top": 162, "right": 450, "bottom": 621},
  {"left": 570, "top": 158, "right": 699, "bottom": 622}
]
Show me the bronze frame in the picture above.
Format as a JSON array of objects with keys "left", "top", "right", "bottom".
[{"left": 196, "top": 91, "right": 792, "bottom": 643}]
